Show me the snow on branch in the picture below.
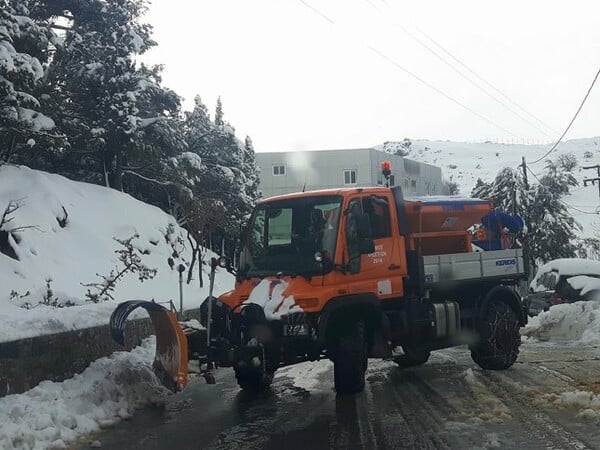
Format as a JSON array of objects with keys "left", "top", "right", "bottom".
[{"left": 82, "top": 234, "right": 157, "bottom": 303}]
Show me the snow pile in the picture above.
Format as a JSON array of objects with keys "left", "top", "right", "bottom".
[
  {"left": 522, "top": 301, "right": 600, "bottom": 344},
  {"left": 0, "top": 165, "right": 234, "bottom": 342},
  {"left": 543, "top": 390, "right": 600, "bottom": 420},
  {"left": 0, "top": 338, "right": 166, "bottom": 450}
]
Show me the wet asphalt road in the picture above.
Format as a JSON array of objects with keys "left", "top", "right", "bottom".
[{"left": 76, "top": 343, "right": 600, "bottom": 450}]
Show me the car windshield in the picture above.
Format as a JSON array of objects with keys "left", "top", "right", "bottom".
[{"left": 239, "top": 195, "right": 342, "bottom": 277}]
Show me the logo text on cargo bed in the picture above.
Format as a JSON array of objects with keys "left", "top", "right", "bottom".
[{"left": 495, "top": 259, "right": 516, "bottom": 266}]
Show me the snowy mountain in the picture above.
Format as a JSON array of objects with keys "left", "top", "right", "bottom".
[
  {"left": 0, "top": 165, "right": 234, "bottom": 342},
  {"left": 380, "top": 137, "right": 600, "bottom": 240}
]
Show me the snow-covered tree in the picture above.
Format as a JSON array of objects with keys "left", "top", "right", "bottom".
[
  {"left": 471, "top": 167, "right": 531, "bottom": 215},
  {"left": 180, "top": 96, "right": 259, "bottom": 257},
  {"left": 47, "top": 0, "right": 183, "bottom": 190},
  {"left": 471, "top": 166, "right": 579, "bottom": 264},
  {"left": 0, "top": 0, "right": 61, "bottom": 164},
  {"left": 540, "top": 160, "right": 577, "bottom": 196},
  {"left": 214, "top": 96, "right": 223, "bottom": 127},
  {"left": 557, "top": 153, "right": 578, "bottom": 172},
  {"left": 243, "top": 136, "right": 261, "bottom": 201},
  {"left": 443, "top": 179, "right": 459, "bottom": 195}
]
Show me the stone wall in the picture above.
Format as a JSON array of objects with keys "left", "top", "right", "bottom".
[{"left": 0, "top": 308, "right": 201, "bottom": 397}]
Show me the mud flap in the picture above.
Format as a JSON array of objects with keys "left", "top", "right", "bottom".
[{"left": 110, "top": 300, "right": 188, "bottom": 392}]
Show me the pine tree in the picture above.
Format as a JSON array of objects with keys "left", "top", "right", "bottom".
[
  {"left": 47, "top": 0, "right": 183, "bottom": 190},
  {"left": 215, "top": 96, "right": 224, "bottom": 127},
  {"left": 471, "top": 166, "right": 579, "bottom": 265},
  {"left": 471, "top": 167, "right": 531, "bottom": 214},
  {"left": 243, "top": 136, "right": 261, "bottom": 202},
  {"left": 0, "top": 0, "right": 61, "bottom": 164}
]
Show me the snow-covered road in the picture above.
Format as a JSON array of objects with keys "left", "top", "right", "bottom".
[{"left": 74, "top": 341, "right": 600, "bottom": 450}]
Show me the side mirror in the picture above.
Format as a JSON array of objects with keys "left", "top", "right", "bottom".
[{"left": 211, "top": 256, "right": 236, "bottom": 275}]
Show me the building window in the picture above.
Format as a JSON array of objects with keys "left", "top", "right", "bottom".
[
  {"left": 343, "top": 169, "right": 357, "bottom": 185},
  {"left": 411, "top": 180, "right": 417, "bottom": 191},
  {"left": 273, "top": 165, "right": 285, "bottom": 176},
  {"left": 389, "top": 175, "right": 395, "bottom": 187}
]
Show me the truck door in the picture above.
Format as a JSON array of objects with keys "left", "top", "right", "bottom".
[{"left": 345, "top": 194, "right": 406, "bottom": 299}]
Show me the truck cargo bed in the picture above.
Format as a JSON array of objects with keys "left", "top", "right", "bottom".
[{"left": 423, "top": 249, "right": 525, "bottom": 285}]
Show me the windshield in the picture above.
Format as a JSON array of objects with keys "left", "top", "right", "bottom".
[{"left": 240, "top": 195, "right": 342, "bottom": 277}]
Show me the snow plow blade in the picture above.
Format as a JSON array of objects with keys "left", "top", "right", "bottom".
[{"left": 110, "top": 300, "right": 189, "bottom": 392}]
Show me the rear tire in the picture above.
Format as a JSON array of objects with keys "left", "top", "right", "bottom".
[
  {"left": 333, "top": 320, "right": 367, "bottom": 394},
  {"left": 471, "top": 300, "right": 520, "bottom": 370},
  {"left": 393, "top": 346, "right": 430, "bottom": 368}
]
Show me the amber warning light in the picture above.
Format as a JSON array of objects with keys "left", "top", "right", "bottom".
[{"left": 381, "top": 160, "right": 392, "bottom": 177}]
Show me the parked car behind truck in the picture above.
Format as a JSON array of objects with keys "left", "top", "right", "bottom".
[
  {"left": 111, "top": 166, "right": 528, "bottom": 395},
  {"left": 524, "top": 258, "right": 600, "bottom": 316}
]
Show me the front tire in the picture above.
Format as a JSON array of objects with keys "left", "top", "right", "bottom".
[
  {"left": 471, "top": 300, "right": 521, "bottom": 370},
  {"left": 333, "top": 320, "right": 368, "bottom": 394},
  {"left": 234, "top": 365, "right": 274, "bottom": 392}
]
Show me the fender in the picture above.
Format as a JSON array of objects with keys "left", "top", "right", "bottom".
[
  {"left": 317, "top": 293, "right": 382, "bottom": 347},
  {"left": 479, "top": 285, "right": 527, "bottom": 326}
]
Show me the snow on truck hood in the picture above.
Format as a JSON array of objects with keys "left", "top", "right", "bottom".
[{"left": 243, "top": 279, "right": 303, "bottom": 320}]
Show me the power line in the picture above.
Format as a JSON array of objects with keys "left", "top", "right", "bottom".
[
  {"left": 530, "top": 65, "right": 600, "bottom": 165},
  {"left": 526, "top": 166, "right": 598, "bottom": 215},
  {"left": 297, "top": 0, "right": 522, "bottom": 139},
  {"left": 413, "top": 27, "right": 557, "bottom": 137},
  {"left": 366, "top": 46, "right": 521, "bottom": 137},
  {"left": 413, "top": 24, "right": 597, "bottom": 157},
  {"left": 361, "top": 0, "right": 551, "bottom": 140},
  {"left": 298, "top": 0, "right": 334, "bottom": 24}
]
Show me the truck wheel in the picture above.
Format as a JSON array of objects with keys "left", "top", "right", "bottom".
[
  {"left": 471, "top": 300, "right": 521, "bottom": 370},
  {"left": 393, "top": 346, "right": 430, "bottom": 368},
  {"left": 234, "top": 365, "right": 274, "bottom": 392},
  {"left": 333, "top": 320, "right": 367, "bottom": 394}
]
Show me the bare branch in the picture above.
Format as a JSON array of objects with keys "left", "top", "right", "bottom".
[{"left": 123, "top": 170, "right": 176, "bottom": 186}]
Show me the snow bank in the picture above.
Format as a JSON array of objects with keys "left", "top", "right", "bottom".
[
  {"left": 522, "top": 301, "right": 600, "bottom": 345},
  {"left": 0, "top": 165, "right": 234, "bottom": 342},
  {"left": 0, "top": 338, "right": 166, "bottom": 450}
]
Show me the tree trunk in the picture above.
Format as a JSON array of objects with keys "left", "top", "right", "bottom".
[
  {"left": 103, "top": 150, "right": 113, "bottom": 188},
  {"left": 198, "top": 244, "right": 204, "bottom": 288},
  {"left": 186, "top": 232, "right": 197, "bottom": 285},
  {"left": 113, "top": 152, "right": 123, "bottom": 191}
]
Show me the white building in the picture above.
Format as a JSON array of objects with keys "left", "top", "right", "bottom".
[{"left": 256, "top": 148, "right": 445, "bottom": 199}]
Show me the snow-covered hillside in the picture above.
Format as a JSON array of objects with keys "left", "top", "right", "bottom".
[
  {"left": 382, "top": 137, "right": 600, "bottom": 239},
  {"left": 0, "top": 165, "right": 234, "bottom": 342}
]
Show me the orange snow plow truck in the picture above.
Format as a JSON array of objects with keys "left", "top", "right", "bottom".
[{"left": 110, "top": 170, "right": 527, "bottom": 394}]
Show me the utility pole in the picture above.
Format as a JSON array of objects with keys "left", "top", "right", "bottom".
[{"left": 583, "top": 165, "right": 600, "bottom": 199}]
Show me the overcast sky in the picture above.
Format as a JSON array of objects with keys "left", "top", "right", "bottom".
[{"left": 143, "top": 1, "right": 600, "bottom": 153}]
